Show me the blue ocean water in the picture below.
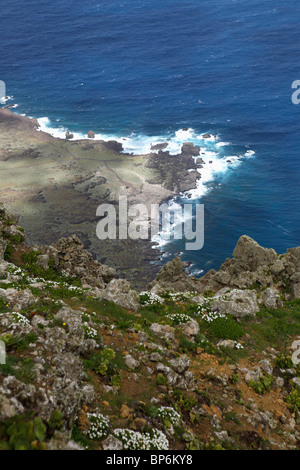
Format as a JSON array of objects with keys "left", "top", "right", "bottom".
[{"left": 1, "top": 0, "right": 300, "bottom": 274}]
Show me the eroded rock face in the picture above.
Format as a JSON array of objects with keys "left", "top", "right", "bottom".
[
  {"left": 232, "top": 235, "right": 278, "bottom": 274},
  {"left": 52, "top": 235, "right": 116, "bottom": 289},
  {"left": 169, "top": 355, "right": 190, "bottom": 374},
  {"left": 0, "top": 306, "right": 97, "bottom": 427}
]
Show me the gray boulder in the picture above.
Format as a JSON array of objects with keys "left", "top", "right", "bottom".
[
  {"left": 0, "top": 288, "right": 36, "bottom": 311},
  {"left": 149, "top": 323, "right": 175, "bottom": 342},
  {"left": 124, "top": 354, "right": 139, "bottom": 370},
  {"left": 211, "top": 288, "right": 259, "bottom": 318},
  {"left": 102, "top": 278, "right": 139, "bottom": 311},
  {"left": 258, "top": 287, "right": 283, "bottom": 309},
  {"left": 180, "top": 319, "right": 200, "bottom": 338},
  {"left": 169, "top": 355, "right": 190, "bottom": 374}
]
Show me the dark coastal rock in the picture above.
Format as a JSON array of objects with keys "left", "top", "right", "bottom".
[
  {"left": 202, "top": 133, "right": 211, "bottom": 139},
  {"left": 150, "top": 142, "right": 169, "bottom": 151},
  {"left": 178, "top": 170, "right": 199, "bottom": 192},
  {"left": 181, "top": 142, "right": 200, "bottom": 156},
  {"left": 65, "top": 131, "right": 74, "bottom": 140},
  {"left": 146, "top": 146, "right": 198, "bottom": 192},
  {"left": 87, "top": 130, "right": 95, "bottom": 139},
  {"left": 102, "top": 140, "right": 123, "bottom": 153}
]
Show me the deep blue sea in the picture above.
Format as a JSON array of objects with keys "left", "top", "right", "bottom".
[{"left": 1, "top": 0, "right": 300, "bottom": 275}]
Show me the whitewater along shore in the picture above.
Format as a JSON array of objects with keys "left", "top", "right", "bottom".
[{"left": 0, "top": 108, "right": 202, "bottom": 289}]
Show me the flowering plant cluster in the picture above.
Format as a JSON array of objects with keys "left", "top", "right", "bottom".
[
  {"left": 139, "top": 291, "right": 164, "bottom": 306},
  {"left": 166, "top": 313, "right": 191, "bottom": 325},
  {"left": 113, "top": 428, "right": 169, "bottom": 450},
  {"left": 157, "top": 406, "right": 181, "bottom": 425},
  {"left": 12, "top": 312, "right": 30, "bottom": 326},
  {"left": 6, "top": 263, "right": 86, "bottom": 294},
  {"left": 201, "top": 310, "right": 227, "bottom": 323},
  {"left": 86, "top": 412, "right": 110, "bottom": 440},
  {"left": 194, "top": 301, "right": 212, "bottom": 316},
  {"left": 161, "top": 291, "right": 197, "bottom": 302},
  {"left": 82, "top": 323, "right": 98, "bottom": 339}
]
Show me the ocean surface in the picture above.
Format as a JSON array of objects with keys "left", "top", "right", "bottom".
[{"left": 1, "top": 0, "right": 300, "bottom": 275}]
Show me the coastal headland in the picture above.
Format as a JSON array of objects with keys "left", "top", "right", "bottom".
[{"left": 0, "top": 108, "right": 203, "bottom": 289}]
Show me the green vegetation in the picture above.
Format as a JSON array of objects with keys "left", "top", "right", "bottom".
[
  {"left": 83, "top": 348, "right": 124, "bottom": 387},
  {"left": 206, "top": 316, "right": 244, "bottom": 341},
  {"left": 249, "top": 375, "right": 273, "bottom": 395},
  {"left": 286, "top": 386, "right": 300, "bottom": 412}
]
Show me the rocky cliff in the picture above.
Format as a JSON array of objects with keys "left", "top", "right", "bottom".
[{"left": 0, "top": 204, "right": 300, "bottom": 450}]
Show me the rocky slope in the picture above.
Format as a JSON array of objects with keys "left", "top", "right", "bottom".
[{"left": 0, "top": 204, "right": 300, "bottom": 450}]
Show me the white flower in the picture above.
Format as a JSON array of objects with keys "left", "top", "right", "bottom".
[
  {"left": 139, "top": 291, "right": 164, "bottom": 306},
  {"left": 157, "top": 406, "right": 181, "bottom": 424},
  {"left": 12, "top": 312, "right": 30, "bottom": 325},
  {"left": 166, "top": 313, "right": 191, "bottom": 324},
  {"left": 113, "top": 428, "right": 168, "bottom": 450},
  {"left": 86, "top": 412, "right": 110, "bottom": 440},
  {"left": 83, "top": 323, "right": 98, "bottom": 339}
]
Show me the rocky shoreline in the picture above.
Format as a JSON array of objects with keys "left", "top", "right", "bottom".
[{"left": 0, "top": 108, "right": 205, "bottom": 289}]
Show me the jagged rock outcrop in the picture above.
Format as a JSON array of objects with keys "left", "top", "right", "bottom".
[
  {"left": 150, "top": 236, "right": 300, "bottom": 302},
  {"left": 202, "top": 236, "right": 300, "bottom": 300},
  {"left": 148, "top": 257, "right": 202, "bottom": 294},
  {"left": 40, "top": 235, "right": 116, "bottom": 290},
  {"left": 1, "top": 202, "right": 300, "bottom": 450}
]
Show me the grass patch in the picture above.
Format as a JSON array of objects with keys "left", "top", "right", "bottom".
[{"left": 206, "top": 317, "right": 244, "bottom": 341}]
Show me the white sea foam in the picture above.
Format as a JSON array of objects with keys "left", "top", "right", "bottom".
[{"left": 0, "top": 95, "right": 13, "bottom": 104}]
